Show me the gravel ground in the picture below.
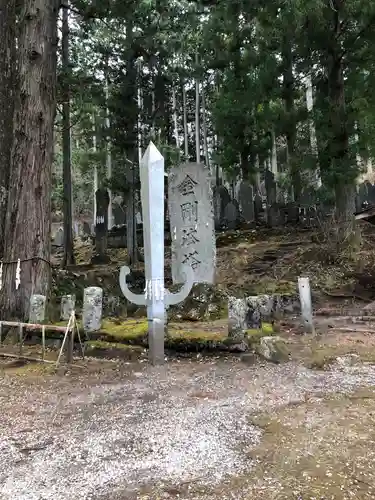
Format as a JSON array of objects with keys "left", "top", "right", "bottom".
[{"left": 1, "top": 358, "right": 375, "bottom": 499}]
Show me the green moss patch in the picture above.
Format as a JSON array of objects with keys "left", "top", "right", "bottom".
[
  {"left": 85, "top": 340, "right": 144, "bottom": 360},
  {"left": 245, "top": 322, "right": 274, "bottom": 347},
  {"left": 166, "top": 329, "right": 227, "bottom": 351}
]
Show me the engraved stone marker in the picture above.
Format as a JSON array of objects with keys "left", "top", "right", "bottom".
[
  {"left": 83, "top": 286, "right": 103, "bottom": 332},
  {"left": 29, "top": 294, "right": 46, "bottom": 323},
  {"left": 168, "top": 162, "right": 216, "bottom": 284}
]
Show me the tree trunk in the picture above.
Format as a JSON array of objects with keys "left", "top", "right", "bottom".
[
  {"left": 125, "top": 16, "right": 138, "bottom": 265},
  {"left": 327, "top": 2, "right": 357, "bottom": 221},
  {"left": 182, "top": 82, "right": 189, "bottom": 160},
  {"left": 195, "top": 52, "right": 200, "bottom": 163},
  {"left": 271, "top": 129, "right": 278, "bottom": 175},
  {"left": 305, "top": 74, "right": 321, "bottom": 188},
  {"left": 171, "top": 77, "right": 180, "bottom": 150},
  {"left": 282, "top": 37, "right": 300, "bottom": 201},
  {"left": 0, "top": 0, "right": 59, "bottom": 320},
  {"left": 105, "top": 78, "right": 113, "bottom": 229},
  {"left": 202, "top": 86, "right": 210, "bottom": 169},
  {"left": 92, "top": 113, "right": 98, "bottom": 228},
  {"left": 62, "top": 1, "right": 75, "bottom": 267},
  {"left": 0, "top": 0, "right": 16, "bottom": 258},
  {"left": 326, "top": 2, "right": 357, "bottom": 244}
]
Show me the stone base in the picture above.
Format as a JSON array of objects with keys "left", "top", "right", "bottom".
[
  {"left": 169, "top": 283, "right": 228, "bottom": 321},
  {"left": 228, "top": 293, "right": 300, "bottom": 339}
]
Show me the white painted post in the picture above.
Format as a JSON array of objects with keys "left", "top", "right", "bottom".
[{"left": 298, "top": 277, "right": 314, "bottom": 334}]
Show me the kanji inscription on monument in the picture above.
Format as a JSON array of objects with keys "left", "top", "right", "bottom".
[{"left": 168, "top": 162, "right": 216, "bottom": 284}]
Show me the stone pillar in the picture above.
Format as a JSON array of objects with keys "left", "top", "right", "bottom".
[
  {"left": 29, "top": 295, "right": 46, "bottom": 323},
  {"left": 83, "top": 287, "right": 103, "bottom": 333},
  {"left": 60, "top": 294, "right": 76, "bottom": 321}
]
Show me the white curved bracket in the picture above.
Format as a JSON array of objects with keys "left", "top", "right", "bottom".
[
  {"left": 119, "top": 266, "right": 147, "bottom": 306},
  {"left": 165, "top": 265, "right": 194, "bottom": 306}
]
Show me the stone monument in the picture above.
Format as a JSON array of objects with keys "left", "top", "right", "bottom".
[
  {"left": 119, "top": 143, "right": 194, "bottom": 365},
  {"left": 168, "top": 162, "right": 216, "bottom": 284}
]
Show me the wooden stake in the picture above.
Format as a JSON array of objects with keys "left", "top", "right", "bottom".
[{"left": 18, "top": 324, "right": 23, "bottom": 356}]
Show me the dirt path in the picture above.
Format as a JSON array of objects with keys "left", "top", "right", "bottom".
[{"left": 1, "top": 352, "right": 375, "bottom": 500}]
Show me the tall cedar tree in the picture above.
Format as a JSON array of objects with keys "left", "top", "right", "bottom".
[
  {"left": 0, "top": 0, "right": 59, "bottom": 320},
  {"left": 0, "top": 0, "right": 16, "bottom": 257}
]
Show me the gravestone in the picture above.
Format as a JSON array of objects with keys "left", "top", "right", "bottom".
[
  {"left": 286, "top": 202, "right": 299, "bottom": 223},
  {"left": 267, "top": 203, "right": 282, "bottom": 227},
  {"left": 60, "top": 294, "right": 75, "bottom": 321},
  {"left": 53, "top": 227, "right": 64, "bottom": 247},
  {"left": 238, "top": 181, "right": 254, "bottom": 222},
  {"left": 265, "top": 170, "right": 276, "bottom": 205},
  {"left": 83, "top": 287, "right": 103, "bottom": 333},
  {"left": 213, "top": 184, "right": 231, "bottom": 229},
  {"left": 368, "top": 183, "right": 375, "bottom": 206},
  {"left": 29, "top": 295, "right": 46, "bottom": 323},
  {"left": 224, "top": 201, "right": 239, "bottom": 229},
  {"left": 168, "top": 162, "right": 216, "bottom": 284},
  {"left": 254, "top": 193, "right": 263, "bottom": 221},
  {"left": 92, "top": 188, "right": 110, "bottom": 263}
]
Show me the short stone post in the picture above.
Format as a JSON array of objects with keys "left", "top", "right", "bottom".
[
  {"left": 60, "top": 294, "right": 76, "bottom": 321},
  {"left": 29, "top": 295, "right": 46, "bottom": 323},
  {"left": 83, "top": 287, "right": 103, "bottom": 333},
  {"left": 298, "top": 277, "right": 314, "bottom": 334}
]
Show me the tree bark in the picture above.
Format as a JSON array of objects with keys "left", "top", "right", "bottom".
[
  {"left": 282, "top": 36, "right": 300, "bottom": 201},
  {"left": 195, "top": 52, "right": 200, "bottom": 163},
  {"left": 326, "top": 3, "right": 355, "bottom": 224},
  {"left": 182, "top": 82, "right": 189, "bottom": 160},
  {"left": 0, "top": 0, "right": 16, "bottom": 258},
  {"left": 0, "top": 0, "right": 59, "bottom": 320},
  {"left": 202, "top": 86, "right": 210, "bottom": 169},
  {"left": 62, "top": 0, "right": 75, "bottom": 267},
  {"left": 125, "top": 15, "right": 138, "bottom": 265}
]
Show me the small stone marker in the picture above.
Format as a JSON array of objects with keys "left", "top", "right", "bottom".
[
  {"left": 168, "top": 162, "right": 216, "bottom": 284},
  {"left": 83, "top": 286, "right": 103, "bottom": 332},
  {"left": 60, "top": 294, "right": 76, "bottom": 321},
  {"left": 239, "top": 181, "right": 254, "bottom": 222},
  {"left": 29, "top": 294, "right": 46, "bottom": 323},
  {"left": 298, "top": 277, "right": 314, "bottom": 333}
]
